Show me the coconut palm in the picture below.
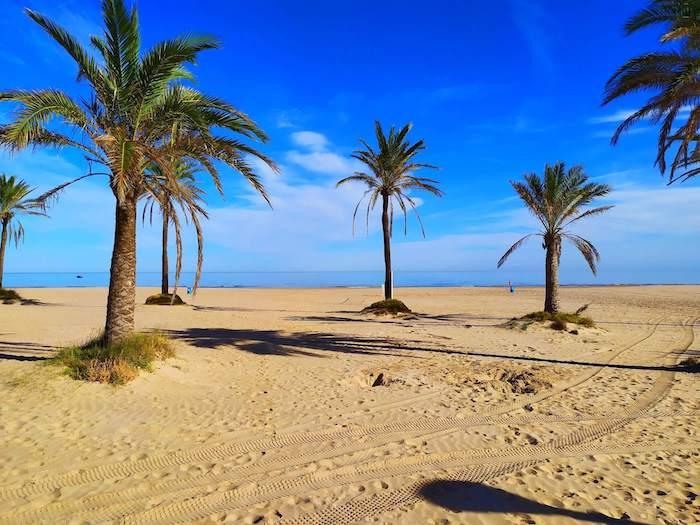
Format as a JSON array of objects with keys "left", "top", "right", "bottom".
[
  {"left": 0, "top": 0, "right": 275, "bottom": 344},
  {"left": 0, "top": 175, "right": 46, "bottom": 289},
  {"left": 143, "top": 159, "right": 207, "bottom": 296},
  {"left": 497, "top": 162, "right": 612, "bottom": 313},
  {"left": 337, "top": 121, "right": 442, "bottom": 300},
  {"left": 604, "top": 0, "right": 700, "bottom": 183}
]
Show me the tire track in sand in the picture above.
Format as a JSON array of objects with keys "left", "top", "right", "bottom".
[
  {"left": 103, "top": 318, "right": 692, "bottom": 524},
  {"left": 0, "top": 317, "right": 667, "bottom": 523},
  {"left": 275, "top": 318, "right": 697, "bottom": 525}
]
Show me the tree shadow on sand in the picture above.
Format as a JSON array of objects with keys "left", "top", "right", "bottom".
[
  {"left": 0, "top": 340, "right": 58, "bottom": 361},
  {"left": 418, "top": 480, "right": 647, "bottom": 524},
  {"left": 166, "top": 328, "right": 446, "bottom": 358},
  {"left": 166, "top": 328, "right": 696, "bottom": 373}
]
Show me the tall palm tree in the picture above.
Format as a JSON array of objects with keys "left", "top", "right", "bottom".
[
  {"left": 497, "top": 162, "right": 612, "bottom": 313},
  {"left": 337, "top": 121, "right": 442, "bottom": 300},
  {"left": 604, "top": 0, "right": 700, "bottom": 183},
  {"left": 0, "top": 175, "right": 46, "bottom": 289},
  {"left": 0, "top": 0, "right": 275, "bottom": 344},
  {"left": 143, "top": 159, "right": 206, "bottom": 296}
]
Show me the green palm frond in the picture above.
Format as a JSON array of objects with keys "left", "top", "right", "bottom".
[
  {"left": 497, "top": 233, "right": 540, "bottom": 268},
  {"left": 2, "top": 0, "right": 274, "bottom": 208},
  {"left": 338, "top": 120, "right": 442, "bottom": 237},
  {"left": 563, "top": 234, "right": 601, "bottom": 275},
  {"left": 0, "top": 174, "right": 49, "bottom": 247},
  {"left": 497, "top": 162, "right": 612, "bottom": 275},
  {"left": 605, "top": 1, "right": 700, "bottom": 182}
]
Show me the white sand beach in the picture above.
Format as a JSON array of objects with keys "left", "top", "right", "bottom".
[{"left": 0, "top": 285, "right": 697, "bottom": 524}]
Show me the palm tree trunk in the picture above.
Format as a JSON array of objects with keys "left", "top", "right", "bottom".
[
  {"left": 161, "top": 204, "right": 169, "bottom": 296},
  {"left": 381, "top": 194, "right": 392, "bottom": 300},
  {"left": 0, "top": 218, "right": 8, "bottom": 289},
  {"left": 544, "top": 237, "right": 561, "bottom": 313},
  {"left": 104, "top": 195, "right": 137, "bottom": 345}
]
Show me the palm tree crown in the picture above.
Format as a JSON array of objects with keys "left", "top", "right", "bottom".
[
  {"left": 337, "top": 121, "right": 442, "bottom": 301},
  {"left": 498, "top": 162, "right": 612, "bottom": 274},
  {"left": 0, "top": 0, "right": 274, "bottom": 203},
  {"left": 0, "top": 174, "right": 47, "bottom": 289},
  {"left": 604, "top": 0, "right": 700, "bottom": 183},
  {"left": 0, "top": 174, "right": 45, "bottom": 246},
  {"left": 0, "top": 0, "right": 276, "bottom": 343},
  {"left": 143, "top": 159, "right": 207, "bottom": 293},
  {"left": 337, "top": 121, "right": 443, "bottom": 236}
]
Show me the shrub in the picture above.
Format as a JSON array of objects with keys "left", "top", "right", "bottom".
[
  {"left": 362, "top": 299, "right": 412, "bottom": 315},
  {"left": 521, "top": 311, "right": 595, "bottom": 329},
  {"left": 0, "top": 288, "right": 22, "bottom": 304},
  {"left": 145, "top": 293, "right": 186, "bottom": 305},
  {"left": 551, "top": 318, "right": 568, "bottom": 331},
  {"left": 52, "top": 332, "right": 175, "bottom": 384}
]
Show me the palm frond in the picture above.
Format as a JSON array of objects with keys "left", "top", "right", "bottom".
[
  {"left": 564, "top": 234, "right": 601, "bottom": 275},
  {"left": 497, "top": 233, "right": 539, "bottom": 268}
]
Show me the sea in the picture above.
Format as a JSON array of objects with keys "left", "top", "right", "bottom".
[{"left": 3, "top": 271, "right": 695, "bottom": 289}]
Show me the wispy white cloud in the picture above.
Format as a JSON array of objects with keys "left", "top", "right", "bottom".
[
  {"left": 589, "top": 105, "right": 692, "bottom": 125},
  {"left": 509, "top": 0, "right": 555, "bottom": 74},
  {"left": 588, "top": 109, "right": 637, "bottom": 124},
  {"left": 290, "top": 131, "right": 329, "bottom": 152},
  {"left": 285, "top": 151, "right": 359, "bottom": 176},
  {"left": 592, "top": 127, "right": 651, "bottom": 139},
  {"left": 285, "top": 130, "right": 361, "bottom": 176}
]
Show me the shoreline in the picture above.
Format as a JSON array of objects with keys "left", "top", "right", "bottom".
[{"left": 7, "top": 282, "right": 700, "bottom": 290}]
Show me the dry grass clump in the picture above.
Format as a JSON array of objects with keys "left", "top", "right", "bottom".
[
  {"left": 362, "top": 298, "right": 412, "bottom": 315},
  {"left": 52, "top": 332, "right": 175, "bottom": 384},
  {"left": 0, "top": 288, "right": 22, "bottom": 304},
  {"left": 145, "top": 293, "right": 186, "bottom": 305},
  {"left": 522, "top": 311, "right": 595, "bottom": 330}
]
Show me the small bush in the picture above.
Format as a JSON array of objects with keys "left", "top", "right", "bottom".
[
  {"left": 551, "top": 319, "right": 568, "bottom": 331},
  {"left": 0, "top": 288, "right": 22, "bottom": 304},
  {"left": 145, "top": 293, "right": 186, "bottom": 305},
  {"left": 522, "top": 311, "right": 595, "bottom": 329},
  {"left": 362, "top": 299, "right": 412, "bottom": 315},
  {"left": 52, "top": 332, "right": 175, "bottom": 384}
]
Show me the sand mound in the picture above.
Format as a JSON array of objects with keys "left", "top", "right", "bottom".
[
  {"left": 361, "top": 299, "right": 412, "bottom": 315},
  {"left": 145, "top": 293, "right": 186, "bottom": 305}
]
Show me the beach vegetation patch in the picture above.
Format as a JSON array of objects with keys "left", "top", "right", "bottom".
[
  {"left": 145, "top": 293, "right": 186, "bottom": 306},
  {"left": 506, "top": 310, "right": 595, "bottom": 331},
  {"left": 0, "top": 288, "right": 22, "bottom": 303},
  {"left": 362, "top": 299, "right": 412, "bottom": 315},
  {"left": 52, "top": 332, "right": 175, "bottom": 384}
]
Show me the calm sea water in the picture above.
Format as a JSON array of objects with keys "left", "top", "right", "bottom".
[
  {"left": 5, "top": 271, "right": 534, "bottom": 288},
  {"left": 4, "top": 271, "right": 695, "bottom": 288}
]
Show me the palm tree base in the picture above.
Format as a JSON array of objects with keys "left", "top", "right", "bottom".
[
  {"left": 0, "top": 288, "right": 22, "bottom": 304},
  {"left": 507, "top": 311, "right": 595, "bottom": 332},
  {"left": 145, "top": 293, "right": 186, "bottom": 306},
  {"left": 362, "top": 298, "right": 412, "bottom": 315}
]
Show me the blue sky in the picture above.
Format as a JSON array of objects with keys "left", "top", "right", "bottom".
[{"left": 0, "top": 0, "right": 698, "bottom": 284}]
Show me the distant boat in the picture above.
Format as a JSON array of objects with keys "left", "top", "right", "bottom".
[{"left": 76, "top": 275, "right": 84, "bottom": 279}]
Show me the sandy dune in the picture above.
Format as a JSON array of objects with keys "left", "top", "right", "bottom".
[{"left": 0, "top": 285, "right": 698, "bottom": 524}]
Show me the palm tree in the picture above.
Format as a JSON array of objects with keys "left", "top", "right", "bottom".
[
  {"left": 0, "top": 175, "right": 46, "bottom": 289},
  {"left": 143, "top": 159, "right": 206, "bottom": 296},
  {"left": 0, "top": 0, "right": 275, "bottom": 344},
  {"left": 497, "top": 162, "right": 612, "bottom": 313},
  {"left": 337, "top": 121, "right": 442, "bottom": 300},
  {"left": 604, "top": 0, "right": 700, "bottom": 183}
]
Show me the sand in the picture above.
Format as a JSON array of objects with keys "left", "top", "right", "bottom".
[{"left": 0, "top": 285, "right": 697, "bottom": 524}]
